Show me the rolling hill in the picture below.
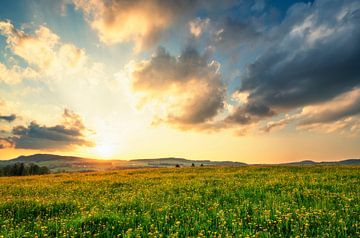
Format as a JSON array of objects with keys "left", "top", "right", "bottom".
[
  {"left": 1, "top": 154, "right": 359, "bottom": 172},
  {"left": 0, "top": 154, "right": 247, "bottom": 172},
  {"left": 282, "top": 159, "right": 360, "bottom": 166}
]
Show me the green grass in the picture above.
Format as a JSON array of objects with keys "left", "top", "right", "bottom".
[{"left": 0, "top": 166, "right": 359, "bottom": 237}]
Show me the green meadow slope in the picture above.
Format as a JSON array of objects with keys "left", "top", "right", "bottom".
[
  {"left": 0, "top": 166, "right": 359, "bottom": 237},
  {"left": 1, "top": 154, "right": 359, "bottom": 173},
  {"left": 0, "top": 154, "right": 247, "bottom": 172}
]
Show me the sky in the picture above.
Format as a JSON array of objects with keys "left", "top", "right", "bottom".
[{"left": 0, "top": 0, "right": 359, "bottom": 163}]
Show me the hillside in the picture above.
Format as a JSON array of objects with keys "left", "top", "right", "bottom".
[
  {"left": 132, "top": 157, "right": 247, "bottom": 167},
  {"left": 282, "top": 159, "right": 360, "bottom": 166},
  {"left": 0, "top": 154, "right": 132, "bottom": 172},
  {"left": 10, "top": 154, "right": 91, "bottom": 163},
  {"left": 1, "top": 154, "right": 359, "bottom": 172},
  {"left": 0, "top": 154, "right": 247, "bottom": 172}
]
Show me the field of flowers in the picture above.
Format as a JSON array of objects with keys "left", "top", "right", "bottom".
[{"left": 0, "top": 166, "right": 359, "bottom": 237}]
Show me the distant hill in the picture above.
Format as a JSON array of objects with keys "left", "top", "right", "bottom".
[
  {"left": 11, "top": 154, "right": 90, "bottom": 163},
  {"left": 0, "top": 154, "right": 130, "bottom": 172},
  {"left": 283, "top": 160, "right": 317, "bottom": 166},
  {"left": 0, "top": 154, "right": 247, "bottom": 172},
  {"left": 132, "top": 157, "right": 247, "bottom": 167},
  {"left": 1, "top": 154, "right": 358, "bottom": 173},
  {"left": 282, "top": 159, "right": 360, "bottom": 166}
]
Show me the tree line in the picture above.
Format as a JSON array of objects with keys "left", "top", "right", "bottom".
[{"left": 0, "top": 163, "right": 50, "bottom": 176}]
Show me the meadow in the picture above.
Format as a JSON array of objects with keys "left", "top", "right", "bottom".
[{"left": 0, "top": 166, "right": 359, "bottom": 237}]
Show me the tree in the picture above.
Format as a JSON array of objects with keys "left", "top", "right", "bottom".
[
  {"left": 39, "top": 166, "right": 50, "bottom": 175},
  {"left": 18, "top": 163, "right": 25, "bottom": 176},
  {"left": 29, "top": 164, "right": 40, "bottom": 175},
  {"left": 0, "top": 163, "right": 50, "bottom": 177}
]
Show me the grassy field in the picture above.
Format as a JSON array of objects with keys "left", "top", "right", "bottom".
[{"left": 0, "top": 166, "right": 359, "bottom": 237}]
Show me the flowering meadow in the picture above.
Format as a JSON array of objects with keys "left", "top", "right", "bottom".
[{"left": 0, "top": 166, "right": 359, "bottom": 237}]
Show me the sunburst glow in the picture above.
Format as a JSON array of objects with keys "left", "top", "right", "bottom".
[
  {"left": 0, "top": 0, "right": 359, "bottom": 163},
  {"left": 94, "top": 143, "right": 115, "bottom": 158}
]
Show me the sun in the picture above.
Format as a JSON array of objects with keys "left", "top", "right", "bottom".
[{"left": 94, "top": 143, "right": 116, "bottom": 158}]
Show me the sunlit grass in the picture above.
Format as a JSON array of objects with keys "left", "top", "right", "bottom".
[{"left": 0, "top": 166, "right": 359, "bottom": 237}]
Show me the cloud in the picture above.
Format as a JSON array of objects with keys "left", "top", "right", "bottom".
[
  {"left": 298, "top": 116, "right": 360, "bottom": 135},
  {"left": 227, "top": 102, "right": 275, "bottom": 125},
  {"left": 299, "top": 87, "right": 360, "bottom": 126},
  {"left": 260, "top": 116, "right": 294, "bottom": 133},
  {"left": 73, "top": 0, "right": 200, "bottom": 51},
  {"left": 0, "top": 21, "right": 59, "bottom": 71},
  {"left": 0, "top": 114, "right": 16, "bottom": 123},
  {"left": 0, "top": 109, "right": 94, "bottom": 150},
  {"left": 259, "top": 87, "right": 360, "bottom": 134},
  {"left": 128, "top": 46, "right": 226, "bottom": 128},
  {"left": 212, "top": 17, "right": 263, "bottom": 50},
  {"left": 186, "top": 2, "right": 266, "bottom": 57},
  {"left": 0, "top": 20, "right": 88, "bottom": 79},
  {"left": 0, "top": 138, "right": 14, "bottom": 149},
  {"left": 293, "top": 87, "right": 360, "bottom": 135},
  {"left": 189, "top": 18, "right": 210, "bottom": 38},
  {"left": 0, "top": 20, "right": 111, "bottom": 106},
  {"left": 229, "top": 0, "right": 360, "bottom": 127},
  {"left": 0, "top": 63, "right": 38, "bottom": 84}
]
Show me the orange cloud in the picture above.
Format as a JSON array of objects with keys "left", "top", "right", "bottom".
[{"left": 73, "top": 0, "right": 197, "bottom": 51}]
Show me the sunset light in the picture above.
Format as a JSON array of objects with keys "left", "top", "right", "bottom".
[
  {"left": 0, "top": 1, "right": 359, "bottom": 237},
  {"left": 0, "top": 0, "right": 359, "bottom": 164},
  {"left": 94, "top": 143, "right": 116, "bottom": 158}
]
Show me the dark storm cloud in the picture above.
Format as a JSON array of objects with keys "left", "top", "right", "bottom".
[
  {"left": 188, "top": 10, "right": 266, "bottom": 56},
  {"left": 299, "top": 88, "right": 360, "bottom": 126},
  {"left": 0, "top": 114, "right": 16, "bottom": 122},
  {"left": 229, "top": 0, "right": 360, "bottom": 125},
  {"left": 227, "top": 102, "right": 275, "bottom": 125},
  {"left": 132, "top": 47, "right": 211, "bottom": 89},
  {"left": 0, "top": 109, "right": 94, "bottom": 150},
  {"left": 131, "top": 46, "right": 225, "bottom": 126},
  {"left": 301, "top": 102, "right": 360, "bottom": 126},
  {"left": 11, "top": 122, "right": 93, "bottom": 149},
  {"left": 212, "top": 17, "right": 263, "bottom": 49}
]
